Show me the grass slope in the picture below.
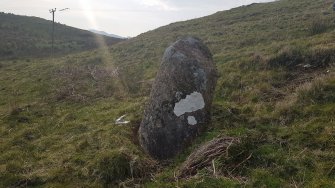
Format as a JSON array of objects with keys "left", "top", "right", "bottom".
[
  {"left": 0, "top": 0, "right": 335, "bottom": 187},
  {"left": 0, "top": 12, "right": 124, "bottom": 60}
]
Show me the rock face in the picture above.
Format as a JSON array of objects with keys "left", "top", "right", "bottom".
[{"left": 139, "top": 37, "right": 218, "bottom": 160}]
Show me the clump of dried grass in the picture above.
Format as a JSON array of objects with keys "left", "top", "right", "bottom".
[{"left": 178, "top": 136, "right": 240, "bottom": 179}]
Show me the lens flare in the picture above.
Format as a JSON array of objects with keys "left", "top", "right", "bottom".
[
  {"left": 79, "top": 0, "right": 127, "bottom": 94},
  {"left": 80, "top": 0, "right": 109, "bottom": 57}
]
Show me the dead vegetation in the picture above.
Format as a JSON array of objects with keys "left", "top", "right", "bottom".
[
  {"left": 178, "top": 136, "right": 240, "bottom": 179},
  {"left": 268, "top": 47, "right": 335, "bottom": 71},
  {"left": 274, "top": 69, "right": 335, "bottom": 123},
  {"left": 54, "top": 64, "right": 119, "bottom": 102}
]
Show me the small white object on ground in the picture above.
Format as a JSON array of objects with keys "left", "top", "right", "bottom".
[
  {"left": 115, "top": 115, "right": 130, "bottom": 125},
  {"left": 303, "top": 64, "right": 312, "bottom": 68}
]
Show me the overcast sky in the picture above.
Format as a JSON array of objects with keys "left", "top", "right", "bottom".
[{"left": 1, "top": 0, "right": 274, "bottom": 37}]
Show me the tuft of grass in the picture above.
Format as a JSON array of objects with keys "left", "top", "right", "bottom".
[
  {"left": 95, "top": 150, "right": 133, "bottom": 184},
  {"left": 309, "top": 20, "right": 332, "bottom": 36}
]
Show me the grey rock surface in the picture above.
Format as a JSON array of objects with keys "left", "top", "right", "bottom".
[{"left": 139, "top": 37, "right": 218, "bottom": 160}]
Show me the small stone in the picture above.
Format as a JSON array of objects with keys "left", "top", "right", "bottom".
[{"left": 139, "top": 37, "right": 218, "bottom": 160}]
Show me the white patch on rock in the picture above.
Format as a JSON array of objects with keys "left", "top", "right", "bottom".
[
  {"left": 187, "top": 116, "right": 197, "bottom": 125},
  {"left": 173, "top": 92, "right": 205, "bottom": 117}
]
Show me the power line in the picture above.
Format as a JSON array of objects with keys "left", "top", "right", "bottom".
[{"left": 60, "top": 8, "right": 70, "bottom": 11}]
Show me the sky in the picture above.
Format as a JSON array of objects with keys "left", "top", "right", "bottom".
[{"left": 1, "top": 0, "right": 274, "bottom": 37}]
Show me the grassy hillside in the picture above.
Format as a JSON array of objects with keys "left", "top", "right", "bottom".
[
  {"left": 0, "top": 12, "right": 123, "bottom": 59},
  {"left": 0, "top": 0, "right": 335, "bottom": 187}
]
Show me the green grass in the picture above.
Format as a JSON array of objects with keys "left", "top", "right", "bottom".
[
  {"left": 1, "top": 0, "right": 335, "bottom": 187},
  {"left": 0, "top": 56, "right": 155, "bottom": 187}
]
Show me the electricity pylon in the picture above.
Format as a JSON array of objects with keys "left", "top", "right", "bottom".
[{"left": 49, "top": 8, "right": 69, "bottom": 57}]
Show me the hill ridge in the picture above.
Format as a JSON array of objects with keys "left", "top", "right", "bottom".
[{"left": 0, "top": 12, "right": 124, "bottom": 59}]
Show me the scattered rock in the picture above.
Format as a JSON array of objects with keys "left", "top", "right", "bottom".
[
  {"left": 303, "top": 64, "right": 312, "bottom": 68},
  {"left": 139, "top": 37, "right": 218, "bottom": 160}
]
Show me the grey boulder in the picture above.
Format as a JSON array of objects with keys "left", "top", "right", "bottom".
[{"left": 139, "top": 37, "right": 218, "bottom": 160}]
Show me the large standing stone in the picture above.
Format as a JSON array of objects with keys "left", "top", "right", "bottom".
[{"left": 139, "top": 37, "right": 218, "bottom": 160}]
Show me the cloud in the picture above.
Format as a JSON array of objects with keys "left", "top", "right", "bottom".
[
  {"left": 137, "top": 0, "right": 179, "bottom": 11},
  {"left": 1, "top": 0, "right": 277, "bottom": 37}
]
